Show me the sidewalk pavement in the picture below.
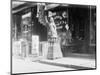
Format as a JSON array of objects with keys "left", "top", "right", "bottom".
[
  {"left": 40, "top": 53, "right": 96, "bottom": 69},
  {"left": 12, "top": 54, "right": 96, "bottom": 74},
  {"left": 40, "top": 57, "right": 96, "bottom": 69},
  {"left": 12, "top": 56, "right": 74, "bottom": 74}
]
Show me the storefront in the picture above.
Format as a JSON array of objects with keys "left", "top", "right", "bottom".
[{"left": 12, "top": 2, "right": 96, "bottom": 59}]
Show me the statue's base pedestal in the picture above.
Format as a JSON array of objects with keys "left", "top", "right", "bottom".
[{"left": 47, "top": 38, "right": 63, "bottom": 60}]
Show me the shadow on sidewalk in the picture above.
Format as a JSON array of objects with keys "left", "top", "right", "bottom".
[{"left": 38, "top": 60, "right": 95, "bottom": 70}]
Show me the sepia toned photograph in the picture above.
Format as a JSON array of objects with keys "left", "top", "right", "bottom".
[{"left": 11, "top": 0, "right": 96, "bottom": 74}]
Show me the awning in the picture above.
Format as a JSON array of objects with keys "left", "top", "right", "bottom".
[{"left": 45, "top": 4, "right": 60, "bottom": 10}]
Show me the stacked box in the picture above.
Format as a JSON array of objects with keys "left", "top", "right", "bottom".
[
  {"left": 42, "top": 42, "right": 49, "bottom": 58},
  {"left": 32, "top": 36, "right": 39, "bottom": 56},
  {"left": 12, "top": 40, "right": 21, "bottom": 56}
]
